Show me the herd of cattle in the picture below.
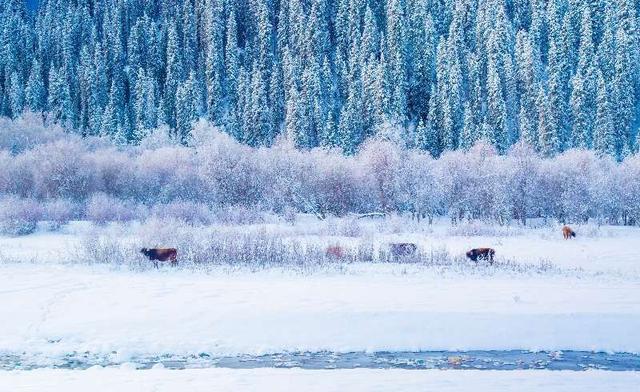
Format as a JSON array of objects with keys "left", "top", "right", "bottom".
[{"left": 139, "top": 226, "right": 577, "bottom": 268}]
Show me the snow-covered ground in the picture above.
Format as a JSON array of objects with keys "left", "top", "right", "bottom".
[
  {"left": 1, "top": 260, "right": 639, "bottom": 358},
  {"left": 1, "top": 219, "right": 639, "bottom": 389},
  {"left": 2, "top": 368, "right": 639, "bottom": 392}
]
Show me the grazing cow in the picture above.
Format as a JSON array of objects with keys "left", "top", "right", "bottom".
[
  {"left": 140, "top": 248, "right": 178, "bottom": 268},
  {"left": 326, "top": 245, "right": 346, "bottom": 260},
  {"left": 390, "top": 243, "right": 418, "bottom": 257},
  {"left": 466, "top": 248, "right": 495, "bottom": 264},
  {"left": 562, "top": 225, "right": 576, "bottom": 240}
]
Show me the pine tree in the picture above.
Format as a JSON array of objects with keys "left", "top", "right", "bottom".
[
  {"left": 515, "top": 31, "right": 539, "bottom": 149},
  {"left": 176, "top": 72, "right": 198, "bottom": 143},
  {"left": 486, "top": 56, "right": 508, "bottom": 153},
  {"left": 519, "top": 95, "right": 538, "bottom": 150},
  {"left": 386, "top": 0, "right": 408, "bottom": 121},
  {"left": 246, "top": 66, "right": 274, "bottom": 146},
  {"left": 100, "top": 92, "right": 118, "bottom": 138},
  {"left": 338, "top": 80, "right": 365, "bottom": 155},
  {"left": 181, "top": 0, "right": 198, "bottom": 73},
  {"left": 164, "top": 21, "right": 183, "bottom": 131},
  {"left": 459, "top": 103, "right": 477, "bottom": 150},
  {"left": 569, "top": 72, "right": 592, "bottom": 148},
  {"left": 225, "top": 8, "right": 240, "bottom": 109},
  {"left": 612, "top": 28, "right": 636, "bottom": 159},
  {"left": 205, "top": 0, "right": 224, "bottom": 123},
  {"left": 8, "top": 71, "right": 24, "bottom": 118},
  {"left": 47, "top": 66, "right": 73, "bottom": 126},
  {"left": 593, "top": 69, "right": 615, "bottom": 157},
  {"left": 320, "top": 107, "right": 340, "bottom": 148},
  {"left": 25, "top": 58, "right": 45, "bottom": 112},
  {"left": 89, "top": 42, "right": 108, "bottom": 135},
  {"left": 547, "top": 38, "right": 570, "bottom": 151},
  {"left": 133, "top": 68, "right": 158, "bottom": 136},
  {"left": 570, "top": 6, "right": 597, "bottom": 148},
  {"left": 537, "top": 85, "right": 560, "bottom": 157}
]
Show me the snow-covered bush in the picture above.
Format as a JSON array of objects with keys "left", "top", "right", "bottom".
[
  {"left": 0, "top": 197, "right": 43, "bottom": 235},
  {"left": 89, "top": 148, "right": 135, "bottom": 199},
  {"left": 0, "top": 113, "right": 67, "bottom": 154},
  {"left": 135, "top": 146, "right": 202, "bottom": 203},
  {"left": 212, "top": 205, "right": 265, "bottom": 225},
  {"left": 151, "top": 201, "right": 214, "bottom": 225},
  {"left": 24, "top": 140, "right": 94, "bottom": 200},
  {"left": 77, "top": 233, "right": 139, "bottom": 266},
  {"left": 358, "top": 139, "right": 402, "bottom": 212},
  {"left": 446, "top": 221, "right": 524, "bottom": 237},
  {"left": 84, "top": 193, "right": 140, "bottom": 224},
  {"left": 619, "top": 155, "right": 640, "bottom": 225},
  {"left": 0, "top": 120, "right": 639, "bottom": 226},
  {"left": 42, "top": 199, "right": 79, "bottom": 230}
]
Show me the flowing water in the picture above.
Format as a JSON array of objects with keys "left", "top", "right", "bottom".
[{"left": 2, "top": 350, "right": 639, "bottom": 371}]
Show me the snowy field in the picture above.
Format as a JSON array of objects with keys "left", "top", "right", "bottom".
[
  {"left": 2, "top": 262, "right": 640, "bottom": 360},
  {"left": 2, "top": 368, "right": 640, "bottom": 392},
  {"left": 1, "top": 218, "right": 639, "bottom": 388}
]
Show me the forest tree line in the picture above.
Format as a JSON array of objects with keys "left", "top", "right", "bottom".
[{"left": 0, "top": 0, "right": 639, "bottom": 158}]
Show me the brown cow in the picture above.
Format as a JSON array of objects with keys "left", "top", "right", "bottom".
[
  {"left": 562, "top": 225, "right": 576, "bottom": 240},
  {"left": 326, "top": 245, "right": 346, "bottom": 260},
  {"left": 466, "top": 248, "right": 495, "bottom": 264},
  {"left": 141, "top": 248, "right": 178, "bottom": 268},
  {"left": 390, "top": 243, "right": 417, "bottom": 257}
]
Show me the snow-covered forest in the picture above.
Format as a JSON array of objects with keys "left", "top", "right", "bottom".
[{"left": 0, "top": 0, "right": 638, "bottom": 158}]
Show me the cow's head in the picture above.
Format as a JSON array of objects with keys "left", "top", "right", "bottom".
[
  {"left": 466, "top": 250, "right": 477, "bottom": 261},
  {"left": 140, "top": 248, "right": 149, "bottom": 256}
]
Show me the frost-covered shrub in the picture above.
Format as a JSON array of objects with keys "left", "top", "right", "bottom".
[
  {"left": 0, "top": 197, "right": 43, "bottom": 235},
  {"left": 25, "top": 140, "right": 94, "bottom": 200},
  {"left": 619, "top": 155, "right": 640, "bottom": 225},
  {"left": 505, "top": 142, "right": 543, "bottom": 225},
  {"left": 0, "top": 113, "right": 68, "bottom": 153},
  {"left": 212, "top": 205, "right": 265, "bottom": 225},
  {"left": 77, "top": 233, "right": 138, "bottom": 265},
  {"left": 1, "top": 153, "right": 35, "bottom": 197},
  {"left": 89, "top": 148, "right": 135, "bottom": 199},
  {"left": 84, "top": 193, "right": 139, "bottom": 224},
  {"left": 446, "top": 221, "right": 524, "bottom": 237},
  {"left": 282, "top": 206, "right": 297, "bottom": 224},
  {"left": 395, "top": 150, "right": 443, "bottom": 222},
  {"left": 1, "top": 120, "right": 640, "bottom": 226},
  {"left": 42, "top": 199, "right": 79, "bottom": 229},
  {"left": 196, "top": 135, "right": 264, "bottom": 206},
  {"left": 151, "top": 201, "right": 214, "bottom": 225},
  {"left": 134, "top": 147, "right": 201, "bottom": 203},
  {"left": 358, "top": 139, "right": 402, "bottom": 212}
]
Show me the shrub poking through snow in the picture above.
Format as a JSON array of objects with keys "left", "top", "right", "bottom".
[{"left": 70, "top": 222, "right": 585, "bottom": 277}]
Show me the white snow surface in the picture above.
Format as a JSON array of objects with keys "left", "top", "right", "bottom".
[
  {"left": 1, "top": 368, "right": 639, "bottom": 392},
  {"left": 1, "top": 220, "right": 640, "bottom": 360},
  {"left": 1, "top": 262, "right": 639, "bottom": 358}
]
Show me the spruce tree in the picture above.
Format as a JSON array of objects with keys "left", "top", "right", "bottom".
[
  {"left": 25, "top": 58, "right": 45, "bottom": 112},
  {"left": 486, "top": 56, "right": 508, "bottom": 153},
  {"left": 593, "top": 69, "right": 615, "bottom": 157},
  {"left": 176, "top": 72, "right": 198, "bottom": 143}
]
